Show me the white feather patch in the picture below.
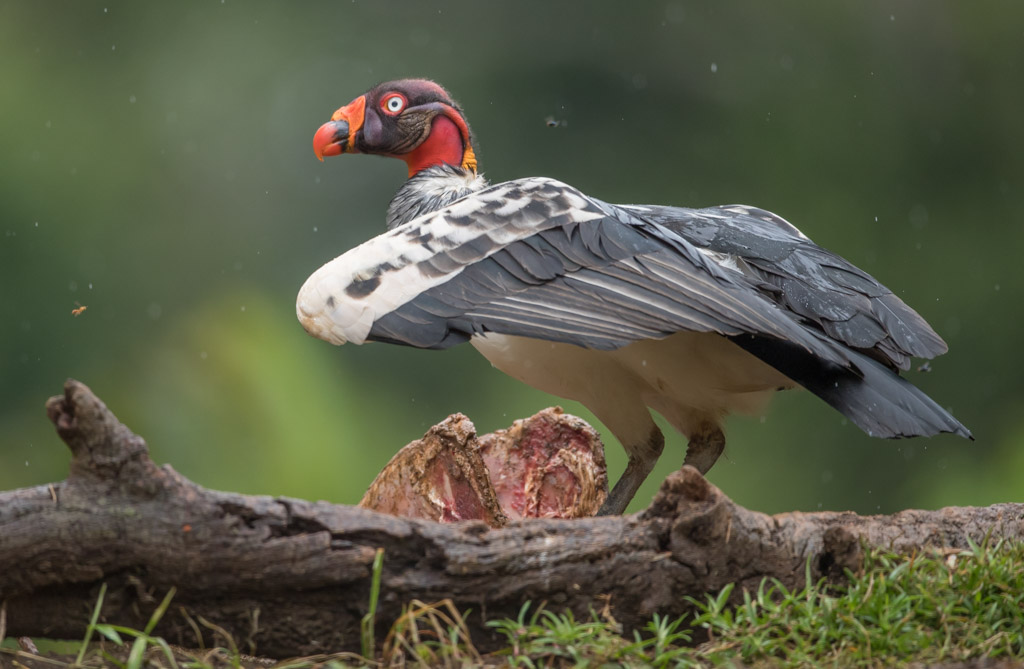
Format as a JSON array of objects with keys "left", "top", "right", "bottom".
[{"left": 296, "top": 177, "right": 604, "bottom": 345}]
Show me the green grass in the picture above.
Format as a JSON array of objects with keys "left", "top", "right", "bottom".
[
  {"left": 684, "top": 539, "right": 1024, "bottom": 667},
  {"left": 3, "top": 540, "right": 1023, "bottom": 668}
]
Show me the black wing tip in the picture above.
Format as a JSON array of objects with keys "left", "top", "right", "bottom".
[
  {"left": 846, "top": 406, "right": 971, "bottom": 443},
  {"left": 935, "top": 420, "right": 974, "bottom": 441},
  {"left": 942, "top": 416, "right": 973, "bottom": 441},
  {"left": 732, "top": 334, "right": 971, "bottom": 443},
  {"left": 875, "top": 416, "right": 973, "bottom": 441},
  {"left": 828, "top": 369, "right": 973, "bottom": 443}
]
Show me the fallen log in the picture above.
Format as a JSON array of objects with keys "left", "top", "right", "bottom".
[{"left": 1, "top": 380, "right": 1021, "bottom": 658}]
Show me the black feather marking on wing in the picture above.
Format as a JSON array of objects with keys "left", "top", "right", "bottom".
[
  {"left": 622, "top": 203, "right": 948, "bottom": 369},
  {"left": 730, "top": 333, "right": 971, "bottom": 440},
  {"left": 345, "top": 276, "right": 381, "bottom": 298}
]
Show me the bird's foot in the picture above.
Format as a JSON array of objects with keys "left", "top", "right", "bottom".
[{"left": 682, "top": 423, "right": 725, "bottom": 475}]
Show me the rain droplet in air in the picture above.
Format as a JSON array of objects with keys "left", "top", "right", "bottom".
[{"left": 710, "top": 62, "right": 718, "bottom": 73}]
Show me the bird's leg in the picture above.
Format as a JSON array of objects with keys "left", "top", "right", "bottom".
[
  {"left": 597, "top": 426, "right": 665, "bottom": 516},
  {"left": 682, "top": 422, "right": 726, "bottom": 475}
]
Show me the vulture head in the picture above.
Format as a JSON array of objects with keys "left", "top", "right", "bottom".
[{"left": 313, "top": 79, "right": 477, "bottom": 177}]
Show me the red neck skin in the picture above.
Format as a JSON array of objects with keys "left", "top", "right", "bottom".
[{"left": 402, "top": 115, "right": 465, "bottom": 177}]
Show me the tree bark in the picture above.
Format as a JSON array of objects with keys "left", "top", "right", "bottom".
[{"left": 1, "top": 380, "right": 1021, "bottom": 659}]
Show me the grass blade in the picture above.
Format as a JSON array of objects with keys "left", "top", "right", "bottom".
[
  {"left": 75, "top": 582, "right": 108, "bottom": 665},
  {"left": 361, "top": 547, "right": 385, "bottom": 660},
  {"left": 144, "top": 587, "right": 176, "bottom": 636}
]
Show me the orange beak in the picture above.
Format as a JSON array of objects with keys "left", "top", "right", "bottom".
[{"left": 313, "top": 95, "right": 366, "bottom": 161}]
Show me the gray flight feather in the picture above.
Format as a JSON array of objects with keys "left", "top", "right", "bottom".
[{"left": 621, "top": 203, "right": 948, "bottom": 370}]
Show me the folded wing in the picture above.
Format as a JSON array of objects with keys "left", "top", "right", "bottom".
[{"left": 297, "top": 179, "right": 969, "bottom": 439}]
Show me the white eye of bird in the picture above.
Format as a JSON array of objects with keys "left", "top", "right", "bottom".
[{"left": 383, "top": 95, "right": 405, "bottom": 114}]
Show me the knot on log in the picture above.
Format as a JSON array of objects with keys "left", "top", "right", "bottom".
[
  {"left": 818, "top": 526, "right": 865, "bottom": 582},
  {"left": 644, "top": 466, "right": 730, "bottom": 539},
  {"left": 642, "top": 467, "right": 738, "bottom": 579},
  {"left": 46, "top": 379, "right": 167, "bottom": 497}
]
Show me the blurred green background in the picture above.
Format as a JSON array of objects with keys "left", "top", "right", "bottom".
[{"left": 1, "top": 2, "right": 1020, "bottom": 515}]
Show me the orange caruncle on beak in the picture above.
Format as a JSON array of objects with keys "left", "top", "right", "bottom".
[{"left": 312, "top": 94, "right": 366, "bottom": 161}]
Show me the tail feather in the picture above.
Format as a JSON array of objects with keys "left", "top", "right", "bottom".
[{"left": 730, "top": 334, "right": 972, "bottom": 440}]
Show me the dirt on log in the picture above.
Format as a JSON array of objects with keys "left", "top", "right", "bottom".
[{"left": 1, "top": 380, "right": 1022, "bottom": 658}]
